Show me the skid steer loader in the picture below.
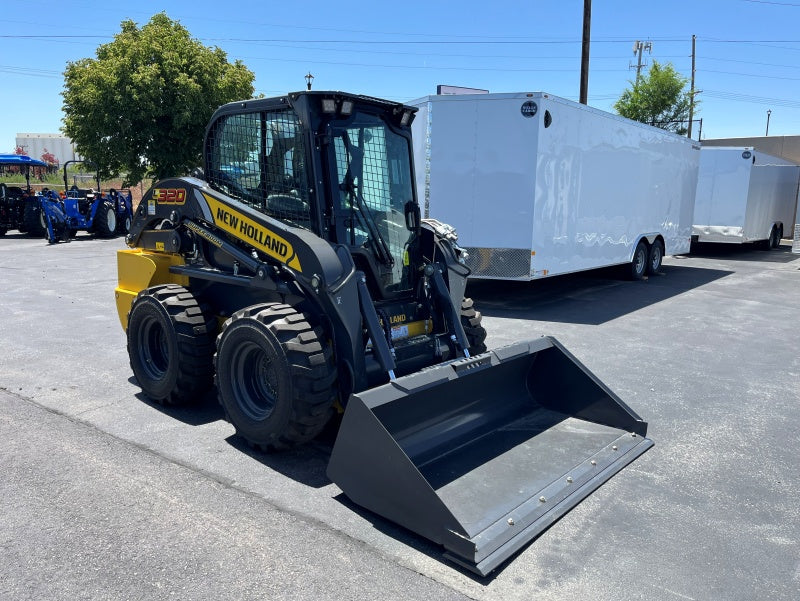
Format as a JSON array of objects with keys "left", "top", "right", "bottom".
[{"left": 116, "top": 91, "right": 653, "bottom": 575}]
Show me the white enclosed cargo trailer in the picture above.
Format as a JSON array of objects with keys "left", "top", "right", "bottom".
[
  {"left": 793, "top": 200, "right": 800, "bottom": 254},
  {"left": 693, "top": 147, "right": 800, "bottom": 248},
  {"left": 410, "top": 92, "right": 700, "bottom": 281}
]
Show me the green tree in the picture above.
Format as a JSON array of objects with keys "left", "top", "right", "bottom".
[
  {"left": 62, "top": 13, "right": 255, "bottom": 184},
  {"left": 613, "top": 60, "right": 694, "bottom": 135}
]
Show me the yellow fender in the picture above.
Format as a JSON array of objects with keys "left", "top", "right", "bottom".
[{"left": 114, "top": 250, "right": 188, "bottom": 330}]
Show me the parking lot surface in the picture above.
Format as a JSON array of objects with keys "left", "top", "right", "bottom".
[{"left": 1, "top": 232, "right": 798, "bottom": 600}]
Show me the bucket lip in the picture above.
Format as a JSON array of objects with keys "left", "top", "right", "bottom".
[{"left": 444, "top": 435, "right": 655, "bottom": 577}]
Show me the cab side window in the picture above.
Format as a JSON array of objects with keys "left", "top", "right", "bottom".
[{"left": 207, "top": 109, "right": 312, "bottom": 229}]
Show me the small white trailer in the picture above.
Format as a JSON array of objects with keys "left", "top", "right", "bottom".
[
  {"left": 410, "top": 92, "right": 700, "bottom": 281},
  {"left": 692, "top": 147, "right": 800, "bottom": 248}
]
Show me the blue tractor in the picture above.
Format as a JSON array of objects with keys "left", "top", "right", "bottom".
[
  {"left": 40, "top": 161, "right": 133, "bottom": 243},
  {"left": 0, "top": 154, "right": 50, "bottom": 238}
]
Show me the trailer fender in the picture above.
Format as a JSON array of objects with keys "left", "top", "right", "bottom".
[
  {"left": 628, "top": 234, "right": 654, "bottom": 262},
  {"left": 115, "top": 250, "right": 188, "bottom": 329}
]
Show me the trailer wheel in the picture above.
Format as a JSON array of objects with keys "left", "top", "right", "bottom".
[
  {"left": 647, "top": 239, "right": 664, "bottom": 275},
  {"left": 215, "top": 303, "right": 337, "bottom": 452},
  {"left": 629, "top": 240, "right": 648, "bottom": 280},
  {"left": 461, "top": 297, "right": 487, "bottom": 355},
  {"left": 127, "top": 285, "right": 216, "bottom": 405},
  {"left": 93, "top": 201, "right": 117, "bottom": 238},
  {"left": 770, "top": 226, "right": 781, "bottom": 249}
]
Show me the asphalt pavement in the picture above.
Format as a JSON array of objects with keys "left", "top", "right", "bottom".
[{"left": 0, "top": 231, "right": 798, "bottom": 600}]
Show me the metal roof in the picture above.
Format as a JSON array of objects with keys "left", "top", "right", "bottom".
[{"left": 0, "top": 154, "right": 49, "bottom": 167}]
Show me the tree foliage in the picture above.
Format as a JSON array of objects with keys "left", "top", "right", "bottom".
[
  {"left": 613, "top": 61, "right": 695, "bottom": 135},
  {"left": 62, "top": 13, "right": 255, "bottom": 184}
]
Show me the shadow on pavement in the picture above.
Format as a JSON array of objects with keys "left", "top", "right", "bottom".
[
  {"left": 0, "top": 231, "right": 40, "bottom": 241},
  {"left": 131, "top": 379, "right": 224, "bottom": 427},
  {"left": 467, "top": 263, "right": 732, "bottom": 325},
  {"left": 689, "top": 241, "right": 800, "bottom": 264},
  {"left": 332, "top": 491, "right": 527, "bottom": 584},
  {"left": 222, "top": 415, "right": 342, "bottom": 489}
]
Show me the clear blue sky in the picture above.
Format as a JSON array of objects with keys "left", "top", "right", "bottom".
[{"left": 2, "top": 0, "right": 800, "bottom": 155}]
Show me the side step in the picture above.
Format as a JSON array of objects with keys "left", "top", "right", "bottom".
[{"left": 326, "top": 337, "right": 653, "bottom": 576}]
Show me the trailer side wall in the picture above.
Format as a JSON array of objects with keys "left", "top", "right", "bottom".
[
  {"left": 693, "top": 147, "right": 800, "bottom": 244},
  {"left": 412, "top": 92, "right": 699, "bottom": 280}
]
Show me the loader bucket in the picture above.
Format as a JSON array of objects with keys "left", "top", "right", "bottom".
[{"left": 327, "top": 336, "right": 653, "bottom": 576}]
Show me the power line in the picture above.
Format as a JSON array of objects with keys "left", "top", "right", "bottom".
[
  {"left": 0, "top": 33, "right": 692, "bottom": 44},
  {"left": 703, "top": 88, "right": 800, "bottom": 108},
  {"left": 230, "top": 42, "right": 686, "bottom": 61},
  {"left": 245, "top": 55, "right": 629, "bottom": 73},
  {"left": 701, "top": 68, "right": 800, "bottom": 81},
  {"left": 741, "top": 0, "right": 800, "bottom": 6},
  {"left": 700, "top": 55, "right": 800, "bottom": 69},
  {"left": 0, "top": 65, "right": 61, "bottom": 78}
]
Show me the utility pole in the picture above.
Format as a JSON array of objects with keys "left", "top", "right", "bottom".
[
  {"left": 688, "top": 34, "right": 696, "bottom": 139},
  {"left": 579, "top": 0, "right": 591, "bottom": 105},
  {"left": 766, "top": 109, "right": 771, "bottom": 136},
  {"left": 630, "top": 40, "right": 652, "bottom": 82}
]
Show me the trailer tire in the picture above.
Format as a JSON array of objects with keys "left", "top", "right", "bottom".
[
  {"left": 629, "top": 240, "right": 648, "bottom": 280},
  {"left": 22, "top": 201, "right": 45, "bottom": 237},
  {"left": 215, "top": 303, "right": 337, "bottom": 452},
  {"left": 127, "top": 285, "right": 216, "bottom": 405},
  {"left": 647, "top": 239, "right": 664, "bottom": 275},
  {"left": 461, "top": 297, "right": 487, "bottom": 355},
  {"left": 94, "top": 201, "right": 117, "bottom": 238},
  {"left": 770, "top": 226, "right": 781, "bottom": 249}
]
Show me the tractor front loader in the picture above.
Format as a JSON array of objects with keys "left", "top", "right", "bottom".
[{"left": 115, "top": 91, "right": 653, "bottom": 575}]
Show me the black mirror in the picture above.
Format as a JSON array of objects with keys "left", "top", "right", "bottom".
[{"left": 404, "top": 200, "right": 421, "bottom": 234}]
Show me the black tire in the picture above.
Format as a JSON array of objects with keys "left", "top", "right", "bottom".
[
  {"left": 770, "top": 226, "right": 781, "bottom": 249},
  {"left": 215, "top": 303, "right": 337, "bottom": 451},
  {"left": 93, "top": 201, "right": 117, "bottom": 238},
  {"left": 127, "top": 284, "right": 216, "bottom": 405},
  {"left": 461, "top": 297, "right": 487, "bottom": 355},
  {"left": 629, "top": 240, "right": 649, "bottom": 280},
  {"left": 23, "top": 201, "right": 45, "bottom": 237},
  {"left": 758, "top": 227, "right": 777, "bottom": 250},
  {"left": 647, "top": 239, "right": 664, "bottom": 275},
  {"left": 116, "top": 213, "right": 132, "bottom": 235},
  {"left": 0, "top": 227, "right": 7, "bottom": 237}
]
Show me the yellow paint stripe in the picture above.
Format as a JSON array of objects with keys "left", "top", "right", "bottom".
[{"left": 202, "top": 193, "right": 302, "bottom": 272}]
